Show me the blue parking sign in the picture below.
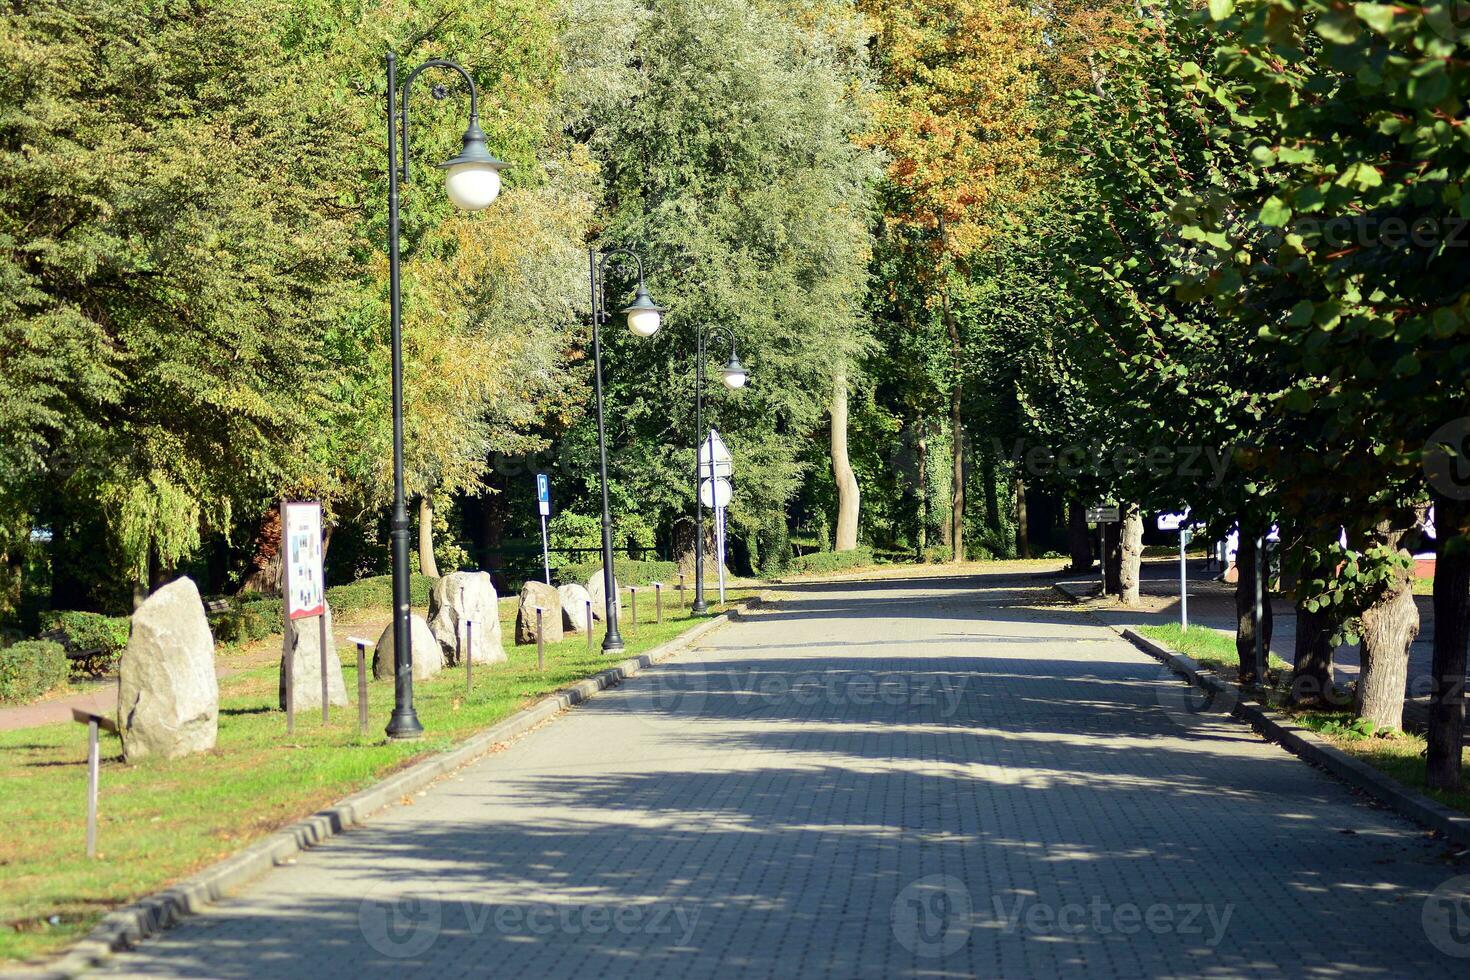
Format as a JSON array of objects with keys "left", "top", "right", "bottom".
[{"left": 536, "top": 474, "right": 550, "bottom": 516}]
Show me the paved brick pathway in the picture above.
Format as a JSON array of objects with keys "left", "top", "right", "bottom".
[{"left": 94, "top": 572, "right": 1469, "bottom": 977}]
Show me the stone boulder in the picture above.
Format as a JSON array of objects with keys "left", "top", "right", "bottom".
[
  {"left": 372, "top": 614, "right": 443, "bottom": 681},
  {"left": 428, "top": 571, "right": 505, "bottom": 666},
  {"left": 585, "top": 569, "right": 623, "bottom": 623},
  {"left": 118, "top": 577, "right": 218, "bottom": 762},
  {"left": 558, "top": 583, "right": 592, "bottom": 632},
  {"left": 515, "top": 581, "right": 563, "bottom": 645},
  {"left": 278, "top": 603, "right": 347, "bottom": 711}
]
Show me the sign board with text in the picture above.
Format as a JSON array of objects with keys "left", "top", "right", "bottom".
[
  {"left": 281, "top": 500, "right": 325, "bottom": 620},
  {"left": 1086, "top": 505, "right": 1120, "bottom": 523}
]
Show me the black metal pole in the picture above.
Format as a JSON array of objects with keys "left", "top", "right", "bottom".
[
  {"left": 590, "top": 248, "right": 624, "bottom": 651},
  {"left": 385, "top": 51, "right": 422, "bottom": 740},
  {"left": 693, "top": 325, "right": 708, "bottom": 614}
]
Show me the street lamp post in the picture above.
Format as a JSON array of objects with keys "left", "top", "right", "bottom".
[
  {"left": 692, "top": 325, "right": 747, "bottom": 614},
  {"left": 587, "top": 247, "right": 664, "bottom": 652},
  {"left": 384, "top": 52, "right": 506, "bottom": 740}
]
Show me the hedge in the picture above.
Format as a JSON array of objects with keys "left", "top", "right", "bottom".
[
  {"left": 208, "top": 574, "right": 436, "bottom": 647},
  {"left": 784, "top": 546, "right": 875, "bottom": 576},
  {"left": 557, "top": 558, "right": 680, "bottom": 589},
  {"left": 39, "top": 610, "right": 131, "bottom": 674},
  {"left": 0, "top": 640, "right": 68, "bottom": 704}
]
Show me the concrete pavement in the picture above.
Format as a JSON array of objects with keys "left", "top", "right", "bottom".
[{"left": 92, "top": 571, "right": 1469, "bottom": 978}]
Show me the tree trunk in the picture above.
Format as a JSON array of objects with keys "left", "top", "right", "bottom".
[
  {"left": 916, "top": 420, "right": 929, "bottom": 555},
  {"left": 1288, "top": 530, "right": 1337, "bottom": 705},
  {"left": 1234, "top": 526, "right": 1274, "bottom": 684},
  {"left": 418, "top": 492, "right": 439, "bottom": 578},
  {"left": 1014, "top": 477, "right": 1030, "bottom": 559},
  {"left": 950, "top": 388, "right": 965, "bottom": 562},
  {"left": 831, "top": 373, "right": 860, "bottom": 552},
  {"left": 1067, "top": 501, "right": 1092, "bottom": 573},
  {"left": 1118, "top": 503, "right": 1143, "bottom": 606},
  {"left": 1356, "top": 516, "right": 1420, "bottom": 730},
  {"left": 1428, "top": 490, "right": 1469, "bottom": 790}
]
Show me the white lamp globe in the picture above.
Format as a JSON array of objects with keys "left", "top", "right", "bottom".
[
  {"left": 622, "top": 285, "right": 664, "bottom": 338},
  {"left": 444, "top": 162, "right": 501, "bottom": 211},
  {"left": 720, "top": 354, "right": 748, "bottom": 390}
]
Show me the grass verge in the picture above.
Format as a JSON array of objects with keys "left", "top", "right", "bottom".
[
  {"left": 0, "top": 590, "right": 754, "bottom": 965},
  {"left": 1137, "top": 626, "right": 1470, "bottom": 820}
]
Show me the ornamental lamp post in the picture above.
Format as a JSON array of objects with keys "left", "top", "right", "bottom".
[
  {"left": 384, "top": 52, "right": 506, "bottom": 740},
  {"left": 692, "top": 325, "right": 748, "bottom": 614},
  {"left": 587, "top": 247, "right": 664, "bottom": 652}
]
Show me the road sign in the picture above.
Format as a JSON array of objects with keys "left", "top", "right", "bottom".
[
  {"left": 1156, "top": 509, "right": 1189, "bottom": 532},
  {"left": 699, "top": 477, "right": 733, "bottom": 508},
  {"left": 698, "top": 429, "right": 733, "bottom": 479},
  {"left": 1086, "top": 504, "right": 1120, "bottom": 523},
  {"left": 535, "top": 474, "right": 551, "bottom": 584}
]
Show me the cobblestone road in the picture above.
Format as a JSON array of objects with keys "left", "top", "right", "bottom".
[{"left": 94, "top": 572, "right": 1470, "bottom": 978}]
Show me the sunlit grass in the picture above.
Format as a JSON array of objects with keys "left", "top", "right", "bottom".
[
  {"left": 0, "top": 590, "right": 753, "bottom": 965},
  {"left": 1136, "top": 622, "right": 1291, "bottom": 674}
]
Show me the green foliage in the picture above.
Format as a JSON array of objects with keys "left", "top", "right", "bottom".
[
  {"left": 324, "top": 574, "right": 436, "bottom": 614},
  {"left": 785, "top": 546, "right": 876, "bottom": 577},
  {"left": 207, "top": 596, "right": 284, "bottom": 648},
  {"left": 920, "top": 545, "right": 953, "bottom": 564},
  {"left": 556, "top": 558, "right": 679, "bottom": 589},
  {"left": 38, "top": 610, "right": 129, "bottom": 674},
  {"left": 0, "top": 641, "right": 67, "bottom": 704}
]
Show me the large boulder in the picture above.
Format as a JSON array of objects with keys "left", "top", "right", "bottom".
[
  {"left": 118, "top": 577, "right": 218, "bottom": 762},
  {"left": 558, "top": 583, "right": 592, "bottom": 632},
  {"left": 372, "top": 614, "right": 443, "bottom": 681},
  {"left": 585, "top": 569, "right": 623, "bottom": 623},
  {"left": 278, "top": 603, "right": 347, "bottom": 711},
  {"left": 428, "top": 571, "right": 505, "bottom": 666},
  {"left": 515, "top": 581, "right": 563, "bottom": 645}
]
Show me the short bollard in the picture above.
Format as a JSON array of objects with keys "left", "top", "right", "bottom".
[
  {"left": 678, "top": 573, "right": 686, "bottom": 609},
  {"left": 586, "top": 600, "right": 594, "bottom": 652},
  {"left": 629, "top": 587, "right": 638, "bottom": 636},
  {"left": 654, "top": 581, "right": 663, "bottom": 623},
  {"left": 349, "top": 636, "right": 373, "bottom": 735},
  {"left": 319, "top": 613, "right": 331, "bottom": 726},
  {"left": 536, "top": 607, "right": 545, "bottom": 672},
  {"left": 466, "top": 619, "right": 475, "bottom": 695},
  {"left": 72, "top": 709, "right": 117, "bottom": 858},
  {"left": 284, "top": 623, "right": 295, "bottom": 736}
]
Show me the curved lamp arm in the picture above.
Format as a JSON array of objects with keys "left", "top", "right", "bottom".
[
  {"left": 594, "top": 247, "right": 648, "bottom": 322},
  {"left": 399, "top": 58, "right": 480, "bottom": 182},
  {"left": 702, "top": 323, "right": 739, "bottom": 360}
]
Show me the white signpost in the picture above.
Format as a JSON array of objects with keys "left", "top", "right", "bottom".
[
  {"left": 1157, "top": 509, "right": 1192, "bottom": 630},
  {"left": 698, "top": 431, "right": 734, "bottom": 603},
  {"left": 536, "top": 473, "right": 551, "bottom": 585},
  {"left": 280, "top": 499, "right": 329, "bottom": 730}
]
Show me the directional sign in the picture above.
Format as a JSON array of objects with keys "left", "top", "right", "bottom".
[
  {"left": 700, "top": 477, "right": 733, "bottom": 508},
  {"left": 536, "top": 473, "right": 550, "bottom": 516},
  {"left": 1086, "top": 504, "right": 1120, "bottom": 523},
  {"left": 1157, "top": 509, "right": 1189, "bottom": 532},
  {"left": 698, "top": 429, "right": 733, "bottom": 479}
]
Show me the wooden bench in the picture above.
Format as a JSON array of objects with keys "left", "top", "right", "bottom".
[{"left": 38, "top": 628, "right": 113, "bottom": 676}]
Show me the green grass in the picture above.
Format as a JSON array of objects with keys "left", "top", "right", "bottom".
[
  {"left": 0, "top": 589, "right": 755, "bottom": 966},
  {"left": 1289, "top": 711, "right": 1470, "bottom": 818},
  {"left": 1135, "top": 622, "right": 1291, "bottom": 674}
]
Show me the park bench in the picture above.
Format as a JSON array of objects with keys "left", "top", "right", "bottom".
[{"left": 37, "top": 628, "right": 113, "bottom": 676}]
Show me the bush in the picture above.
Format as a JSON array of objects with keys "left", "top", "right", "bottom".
[
  {"left": 785, "top": 546, "right": 875, "bottom": 577},
  {"left": 0, "top": 640, "right": 68, "bottom": 703},
  {"left": 40, "top": 610, "right": 131, "bottom": 675},
  {"left": 209, "top": 574, "right": 436, "bottom": 647},
  {"left": 557, "top": 558, "right": 680, "bottom": 588},
  {"left": 920, "top": 545, "right": 952, "bottom": 564},
  {"left": 325, "top": 573, "right": 435, "bottom": 614}
]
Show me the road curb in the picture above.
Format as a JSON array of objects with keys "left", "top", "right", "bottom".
[
  {"left": 1050, "top": 582, "right": 1470, "bottom": 851},
  {"left": 23, "top": 597, "right": 762, "bottom": 980}
]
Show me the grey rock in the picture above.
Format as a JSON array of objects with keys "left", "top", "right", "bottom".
[
  {"left": 278, "top": 603, "right": 348, "bottom": 711},
  {"left": 516, "top": 581, "right": 563, "bottom": 645},
  {"left": 586, "top": 569, "right": 623, "bottom": 623},
  {"left": 429, "top": 571, "right": 505, "bottom": 665},
  {"left": 372, "top": 614, "right": 443, "bottom": 681},
  {"left": 558, "top": 583, "right": 593, "bottom": 632},
  {"left": 119, "top": 577, "right": 218, "bottom": 762}
]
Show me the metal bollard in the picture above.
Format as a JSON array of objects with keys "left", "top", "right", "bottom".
[
  {"left": 71, "top": 709, "right": 116, "bottom": 858},
  {"left": 284, "top": 621, "right": 295, "bottom": 735},
  {"left": 466, "top": 619, "right": 474, "bottom": 695},
  {"left": 655, "top": 582, "right": 663, "bottom": 623},
  {"left": 678, "top": 573, "right": 686, "bottom": 609},
  {"left": 586, "top": 600, "right": 594, "bottom": 652},
  {"left": 319, "top": 613, "right": 330, "bottom": 726},
  {"left": 349, "top": 637, "right": 372, "bottom": 736},
  {"left": 536, "top": 608, "right": 545, "bottom": 671},
  {"left": 629, "top": 587, "right": 638, "bottom": 636}
]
